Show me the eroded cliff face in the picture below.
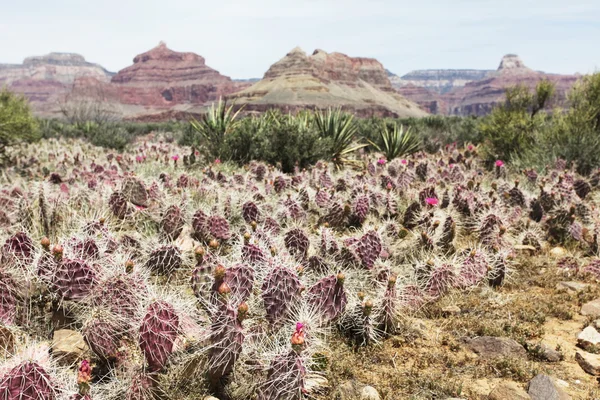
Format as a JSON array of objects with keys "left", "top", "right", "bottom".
[
  {"left": 448, "top": 55, "right": 580, "bottom": 116},
  {"left": 68, "top": 42, "right": 250, "bottom": 118},
  {"left": 230, "top": 47, "right": 427, "bottom": 118},
  {"left": 0, "top": 53, "right": 113, "bottom": 113},
  {"left": 392, "top": 54, "right": 581, "bottom": 116},
  {"left": 389, "top": 69, "right": 493, "bottom": 94}
]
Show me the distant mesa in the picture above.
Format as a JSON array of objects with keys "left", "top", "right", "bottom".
[
  {"left": 229, "top": 47, "right": 427, "bottom": 118},
  {"left": 392, "top": 54, "right": 581, "bottom": 116},
  {"left": 0, "top": 47, "right": 585, "bottom": 119},
  {"left": 0, "top": 52, "right": 113, "bottom": 115}
]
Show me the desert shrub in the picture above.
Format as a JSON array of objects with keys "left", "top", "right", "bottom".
[
  {"left": 314, "top": 107, "right": 366, "bottom": 167},
  {"left": 367, "top": 121, "right": 420, "bottom": 160},
  {"left": 189, "top": 99, "right": 244, "bottom": 159},
  {"left": 512, "top": 73, "right": 600, "bottom": 174},
  {"left": 87, "top": 123, "right": 135, "bottom": 150},
  {"left": 255, "top": 112, "right": 330, "bottom": 173},
  {"left": 550, "top": 73, "right": 600, "bottom": 175},
  {"left": 0, "top": 88, "right": 40, "bottom": 162},
  {"left": 480, "top": 81, "right": 554, "bottom": 164}
]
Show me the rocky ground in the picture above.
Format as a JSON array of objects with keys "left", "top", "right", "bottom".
[{"left": 315, "top": 250, "right": 600, "bottom": 399}]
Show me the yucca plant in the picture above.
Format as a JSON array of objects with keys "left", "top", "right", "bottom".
[
  {"left": 189, "top": 98, "right": 244, "bottom": 160},
  {"left": 314, "top": 107, "right": 367, "bottom": 168},
  {"left": 368, "top": 122, "right": 421, "bottom": 161}
]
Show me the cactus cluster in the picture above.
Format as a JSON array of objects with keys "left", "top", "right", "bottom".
[{"left": 5, "top": 135, "right": 600, "bottom": 399}]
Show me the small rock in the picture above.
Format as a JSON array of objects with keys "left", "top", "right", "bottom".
[
  {"left": 203, "top": 397, "right": 220, "bottom": 400},
  {"left": 442, "top": 305, "right": 461, "bottom": 316},
  {"left": 488, "top": 381, "right": 530, "bottom": 400},
  {"left": 465, "top": 336, "right": 527, "bottom": 359},
  {"left": 577, "top": 326, "right": 600, "bottom": 351},
  {"left": 335, "top": 380, "right": 363, "bottom": 400},
  {"left": 556, "top": 281, "right": 588, "bottom": 292},
  {"left": 51, "top": 329, "right": 88, "bottom": 365},
  {"left": 581, "top": 298, "right": 600, "bottom": 318},
  {"left": 335, "top": 381, "right": 379, "bottom": 400},
  {"left": 538, "top": 344, "right": 562, "bottom": 363},
  {"left": 360, "top": 386, "right": 380, "bottom": 400},
  {"left": 305, "top": 374, "right": 329, "bottom": 393},
  {"left": 576, "top": 351, "right": 600, "bottom": 375},
  {"left": 0, "top": 324, "right": 15, "bottom": 357},
  {"left": 528, "top": 374, "right": 571, "bottom": 400},
  {"left": 527, "top": 342, "right": 562, "bottom": 362},
  {"left": 550, "top": 247, "right": 567, "bottom": 257}
]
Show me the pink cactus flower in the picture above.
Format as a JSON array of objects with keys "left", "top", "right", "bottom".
[
  {"left": 425, "top": 197, "right": 438, "bottom": 206},
  {"left": 214, "top": 158, "right": 221, "bottom": 164},
  {"left": 386, "top": 182, "right": 393, "bottom": 190},
  {"left": 495, "top": 160, "right": 504, "bottom": 168},
  {"left": 400, "top": 159, "right": 408, "bottom": 165},
  {"left": 135, "top": 155, "right": 143, "bottom": 163},
  {"left": 377, "top": 158, "right": 387, "bottom": 166},
  {"left": 467, "top": 144, "right": 474, "bottom": 151},
  {"left": 291, "top": 322, "right": 305, "bottom": 349},
  {"left": 171, "top": 155, "right": 180, "bottom": 162}
]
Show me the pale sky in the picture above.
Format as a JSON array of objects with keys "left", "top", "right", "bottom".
[{"left": 1, "top": 0, "right": 599, "bottom": 79}]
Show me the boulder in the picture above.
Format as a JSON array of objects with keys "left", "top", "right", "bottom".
[
  {"left": 465, "top": 336, "right": 527, "bottom": 359},
  {"left": 51, "top": 329, "right": 89, "bottom": 365},
  {"left": 556, "top": 281, "right": 589, "bottom": 292},
  {"left": 581, "top": 299, "right": 600, "bottom": 318},
  {"left": 577, "top": 326, "right": 600, "bottom": 351},
  {"left": 575, "top": 351, "right": 600, "bottom": 375},
  {"left": 335, "top": 381, "right": 380, "bottom": 400},
  {"left": 488, "top": 381, "right": 530, "bottom": 400},
  {"left": 360, "top": 386, "right": 381, "bottom": 400},
  {"left": 527, "top": 374, "right": 571, "bottom": 400}
]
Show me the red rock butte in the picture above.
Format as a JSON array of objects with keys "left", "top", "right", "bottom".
[
  {"left": 229, "top": 47, "right": 427, "bottom": 118},
  {"left": 69, "top": 42, "right": 249, "bottom": 119}
]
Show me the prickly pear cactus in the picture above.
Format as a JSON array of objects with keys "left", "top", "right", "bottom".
[
  {"left": 122, "top": 177, "right": 149, "bottom": 207},
  {"left": 83, "top": 317, "right": 123, "bottom": 361},
  {"left": 138, "top": 301, "right": 180, "bottom": 372},
  {"left": 261, "top": 267, "right": 302, "bottom": 325},
  {"left": 340, "top": 299, "right": 376, "bottom": 346},
  {"left": 144, "top": 245, "right": 182, "bottom": 275},
  {"left": 0, "top": 361, "right": 56, "bottom": 400},
  {"left": 2, "top": 232, "right": 35, "bottom": 266},
  {"left": 242, "top": 243, "right": 266, "bottom": 265},
  {"left": 208, "top": 215, "right": 232, "bottom": 241},
  {"left": 242, "top": 201, "right": 261, "bottom": 225},
  {"left": 108, "top": 191, "right": 130, "bottom": 219},
  {"left": 307, "top": 273, "right": 347, "bottom": 321},
  {"left": 284, "top": 228, "right": 310, "bottom": 261},
  {"left": 91, "top": 273, "right": 147, "bottom": 320},
  {"left": 160, "top": 205, "right": 185, "bottom": 241},
  {"left": 207, "top": 302, "right": 246, "bottom": 382},
  {"left": 356, "top": 230, "right": 382, "bottom": 270},
  {"left": 191, "top": 209, "right": 210, "bottom": 242},
  {"left": 50, "top": 259, "right": 97, "bottom": 301},
  {"left": 258, "top": 323, "right": 306, "bottom": 400},
  {"left": 0, "top": 271, "right": 17, "bottom": 325}
]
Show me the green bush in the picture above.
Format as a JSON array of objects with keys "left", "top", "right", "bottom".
[
  {"left": 0, "top": 88, "right": 40, "bottom": 162},
  {"left": 255, "top": 113, "right": 330, "bottom": 173},
  {"left": 367, "top": 121, "right": 420, "bottom": 160},
  {"left": 480, "top": 81, "right": 554, "bottom": 164}
]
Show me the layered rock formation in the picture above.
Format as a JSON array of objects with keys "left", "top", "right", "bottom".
[
  {"left": 0, "top": 53, "right": 113, "bottom": 114},
  {"left": 448, "top": 54, "right": 580, "bottom": 115},
  {"left": 229, "top": 47, "right": 427, "bottom": 118},
  {"left": 394, "top": 54, "right": 581, "bottom": 116},
  {"left": 389, "top": 69, "right": 493, "bottom": 94},
  {"left": 69, "top": 42, "right": 249, "bottom": 119}
]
